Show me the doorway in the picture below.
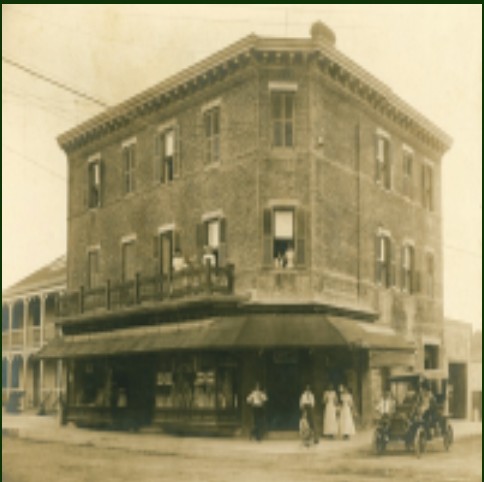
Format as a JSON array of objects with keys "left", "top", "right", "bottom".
[
  {"left": 448, "top": 363, "right": 467, "bottom": 419},
  {"left": 266, "top": 350, "right": 301, "bottom": 430}
]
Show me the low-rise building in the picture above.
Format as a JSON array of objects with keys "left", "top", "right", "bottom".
[{"left": 2, "top": 256, "right": 66, "bottom": 412}]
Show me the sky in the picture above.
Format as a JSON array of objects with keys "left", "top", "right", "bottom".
[{"left": 2, "top": 5, "right": 482, "bottom": 331}]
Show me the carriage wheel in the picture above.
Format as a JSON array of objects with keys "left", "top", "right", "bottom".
[
  {"left": 443, "top": 424, "right": 454, "bottom": 451},
  {"left": 414, "top": 427, "right": 426, "bottom": 457}
]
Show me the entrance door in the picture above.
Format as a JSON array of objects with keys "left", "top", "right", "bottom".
[
  {"left": 448, "top": 363, "right": 467, "bottom": 419},
  {"left": 266, "top": 350, "right": 300, "bottom": 430}
]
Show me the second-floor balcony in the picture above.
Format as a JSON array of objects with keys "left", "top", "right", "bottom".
[{"left": 58, "top": 264, "right": 235, "bottom": 318}]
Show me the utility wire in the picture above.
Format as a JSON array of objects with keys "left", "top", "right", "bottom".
[
  {"left": 2, "top": 56, "right": 109, "bottom": 108},
  {"left": 4, "top": 146, "right": 66, "bottom": 182}
]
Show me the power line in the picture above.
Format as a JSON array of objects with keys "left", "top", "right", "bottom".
[
  {"left": 4, "top": 146, "right": 66, "bottom": 183},
  {"left": 2, "top": 56, "right": 109, "bottom": 108}
]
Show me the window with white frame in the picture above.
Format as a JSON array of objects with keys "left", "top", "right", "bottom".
[
  {"left": 155, "top": 126, "right": 180, "bottom": 183},
  {"left": 401, "top": 243, "right": 415, "bottom": 293},
  {"left": 197, "top": 215, "right": 227, "bottom": 267},
  {"left": 87, "top": 249, "right": 101, "bottom": 289},
  {"left": 375, "top": 231, "right": 393, "bottom": 288},
  {"left": 375, "top": 132, "right": 392, "bottom": 189},
  {"left": 262, "top": 206, "right": 306, "bottom": 268},
  {"left": 425, "top": 252, "right": 435, "bottom": 297},
  {"left": 271, "top": 91, "right": 295, "bottom": 148},
  {"left": 403, "top": 148, "right": 413, "bottom": 177},
  {"left": 203, "top": 106, "right": 220, "bottom": 165},
  {"left": 421, "top": 162, "right": 433, "bottom": 211},
  {"left": 122, "top": 141, "right": 136, "bottom": 194},
  {"left": 87, "top": 156, "right": 102, "bottom": 208},
  {"left": 121, "top": 239, "right": 136, "bottom": 282}
]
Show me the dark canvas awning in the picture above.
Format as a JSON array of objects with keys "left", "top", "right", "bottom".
[{"left": 37, "top": 314, "right": 414, "bottom": 359}]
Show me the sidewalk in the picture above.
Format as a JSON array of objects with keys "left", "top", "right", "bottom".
[{"left": 2, "top": 412, "right": 481, "bottom": 458}]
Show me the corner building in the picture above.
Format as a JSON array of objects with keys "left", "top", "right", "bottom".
[{"left": 40, "top": 22, "right": 452, "bottom": 435}]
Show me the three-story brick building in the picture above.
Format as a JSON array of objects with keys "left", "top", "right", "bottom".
[{"left": 39, "top": 22, "right": 451, "bottom": 434}]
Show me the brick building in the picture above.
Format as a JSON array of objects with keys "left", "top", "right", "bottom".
[
  {"left": 2, "top": 256, "right": 66, "bottom": 412},
  {"left": 39, "top": 22, "right": 451, "bottom": 434}
]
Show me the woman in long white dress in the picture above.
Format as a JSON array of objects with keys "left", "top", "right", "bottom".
[
  {"left": 322, "top": 384, "right": 338, "bottom": 438},
  {"left": 339, "top": 385, "right": 356, "bottom": 439}
]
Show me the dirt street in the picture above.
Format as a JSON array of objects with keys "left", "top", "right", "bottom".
[{"left": 2, "top": 435, "right": 481, "bottom": 482}]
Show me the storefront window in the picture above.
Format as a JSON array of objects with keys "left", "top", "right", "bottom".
[
  {"left": 75, "top": 361, "right": 110, "bottom": 407},
  {"left": 155, "top": 354, "right": 238, "bottom": 411}
]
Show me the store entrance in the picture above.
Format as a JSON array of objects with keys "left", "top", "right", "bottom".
[{"left": 266, "top": 350, "right": 301, "bottom": 430}]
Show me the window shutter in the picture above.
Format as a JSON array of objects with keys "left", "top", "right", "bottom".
[
  {"left": 400, "top": 245, "right": 405, "bottom": 290},
  {"left": 99, "top": 159, "right": 104, "bottom": 207},
  {"left": 154, "top": 133, "right": 161, "bottom": 183},
  {"left": 153, "top": 234, "right": 160, "bottom": 259},
  {"left": 374, "top": 134, "right": 380, "bottom": 182},
  {"left": 374, "top": 233, "right": 380, "bottom": 283},
  {"left": 413, "top": 249, "right": 420, "bottom": 293},
  {"left": 296, "top": 208, "right": 307, "bottom": 266},
  {"left": 219, "top": 217, "right": 227, "bottom": 244},
  {"left": 159, "top": 134, "right": 166, "bottom": 184},
  {"left": 390, "top": 238, "right": 396, "bottom": 287},
  {"left": 173, "top": 124, "right": 181, "bottom": 179},
  {"left": 217, "top": 218, "right": 227, "bottom": 267},
  {"left": 173, "top": 230, "right": 181, "bottom": 253},
  {"left": 262, "top": 208, "right": 272, "bottom": 267},
  {"left": 386, "top": 237, "right": 392, "bottom": 288},
  {"left": 196, "top": 223, "right": 204, "bottom": 260},
  {"left": 385, "top": 140, "right": 392, "bottom": 190},
  {"left": 421, "top": 163, "right": 426, "bottom": 206}
]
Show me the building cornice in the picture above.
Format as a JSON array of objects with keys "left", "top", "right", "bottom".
[{"left": 58, "top": 35, "right": 452, "bottom": 155}]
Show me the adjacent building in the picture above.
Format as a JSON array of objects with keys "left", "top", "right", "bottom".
[
  {"left": 39, "top": 22, "right": 452, "bottom": 434},
  {"left": 2, "top": 256, "right": 66, "bottom": 412}
]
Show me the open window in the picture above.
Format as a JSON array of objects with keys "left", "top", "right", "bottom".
[
  {"left": 197, "top": 216, "right": 227, "bottom": 268},
  {"left": 87, "top": 155, "right": 102, "bottom": 208},
  {"left": 262, "top": 206, "right": 306, "bottom": 268},
  {"left": 155, "top": 125, "right": 180, "bottom": 183},
  {"left": 153, "top": 228, "right": 182, "bottom": 278}
]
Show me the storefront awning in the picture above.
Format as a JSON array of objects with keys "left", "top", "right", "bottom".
[{"left": 36, "top": 314, "right": 414, "bottom": 359}]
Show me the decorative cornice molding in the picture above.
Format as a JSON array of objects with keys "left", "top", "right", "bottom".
[{"left": 58, "top": 35, "right": 452, "bottom": 155}]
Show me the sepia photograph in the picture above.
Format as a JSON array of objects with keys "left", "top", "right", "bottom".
[{"left": 2, "top": 5, "right": 482, "bottom": 482}]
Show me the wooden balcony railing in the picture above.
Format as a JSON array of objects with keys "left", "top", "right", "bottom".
[
  {"left": 58, "top": 264, "right": 235, "bottom": 318},
  {"left": 2, "top": 332, "right": 9, "bottom": 349},
  {"left": 10, "top": 329, "right": 24, "bottom": 348}
]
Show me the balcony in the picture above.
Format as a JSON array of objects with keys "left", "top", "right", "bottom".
[
  {"left": 27, "top": 326, "right": 42, "bottom": 348},
  {"left": 10, "top": 329, "right": 24, "bottom": 349},
  {"left": 58, "top": 264, "right": 235, "bottom": 318}
]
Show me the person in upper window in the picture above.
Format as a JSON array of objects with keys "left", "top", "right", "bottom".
[
  {"left": 285, "top": 243, "right": 295, "bottom": 269},
  {"left": 172, "top": 249, "right": 187, "bottom": 272}
]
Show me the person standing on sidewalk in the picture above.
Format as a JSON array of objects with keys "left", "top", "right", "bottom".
[
  {"left": 339, "top": 385, "right": 356, "bottom": 439},
  {"left": 322, "top": 383, "right": 338, "bottom": 438},
  {"left": 300, "top": 385, "right": 318, "bottom": 444},
  {"left": 247, "top": 383, "right": 268, "bottom": 441}
]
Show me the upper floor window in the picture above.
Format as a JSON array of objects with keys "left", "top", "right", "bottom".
[
  {"left": 271, "top": 91, "right": 295, "bottom": 148},
  {"left": 425, "top": 252, "right": 435, "bottom": 297},
  {"left": 121, "top": 238, "right": 136, "bottom": 282},
  {"left": 375, "top": 230, "right": 394, "bottom": 288},
  {"left": 424, "top": 344, "right": 439, "bottom": 369},
  {"left": 197, "top": 214, "right": 227, "bottom": 267},
  {"left": 401, "top": 243, "right": 415, "bottom": 293},
  {"left": 421, "top": 162, "right": 434, "bottom": 211},
  {"left": 203, "top": 106, "right": 220, "bottom": 165},
  {"left": 122, "top": 140, "right": 136, "bottom": 194},
  {"left": 375, "top": 131, "right": 391, "bottom": 189},
  {"left": 403, "top": 147, "right": 413, "bottom": 177},
  {"left": 87, "top": 155, "right": 102, "bottom": 208},
  {"left": 262, "top": 206, "right": 306, "bottom": 268},
  {"left": 155, "top": 125, "right": 180, "bottom": 183},
  {"left": 87, "top": 248, "right": 101, "bottom": 289}
]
